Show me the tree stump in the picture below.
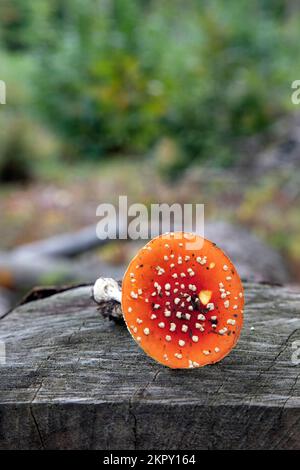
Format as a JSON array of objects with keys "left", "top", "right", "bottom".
[{"left": 0, "top": 281, "right": 299, "bottom": 450}]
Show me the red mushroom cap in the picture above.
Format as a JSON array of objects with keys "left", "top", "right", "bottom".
[{"left": 122, "top": 232, "right": 244, "bottom": 369}]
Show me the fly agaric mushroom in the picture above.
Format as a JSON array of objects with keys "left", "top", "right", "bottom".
[{"left": 122, "top": 232, "right": 244, "bottom": 369}]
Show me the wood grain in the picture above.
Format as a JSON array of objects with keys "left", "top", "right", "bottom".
[{"left": 0, "top": 282, "right": 299, "bottom": 449}]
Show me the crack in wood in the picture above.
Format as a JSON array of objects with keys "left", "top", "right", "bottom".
[{"left": 29, "top": 405, "right": 45, "bottom": 450}]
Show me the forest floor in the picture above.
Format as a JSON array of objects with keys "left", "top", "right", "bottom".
[{"left": 1, "top": 155, "right": 300, "bottom": 283}]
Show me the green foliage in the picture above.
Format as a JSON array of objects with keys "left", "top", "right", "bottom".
[
  {"left": 0, "top": 111, "right": 61, "bottom": 182},
  {"left": 0, "top": 50, "right": 60, "bottom": 182},
  {"left": 0, "top": 0, "right": 31, "bottom": 51},
  {"left": 1, "top": 0, "right": 300, "bottom": 170}
]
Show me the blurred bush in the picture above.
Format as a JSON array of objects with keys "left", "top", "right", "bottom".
[
  {"left": 0, "top": 45, "right": 60, "bottom": 182},
  {"left": 0, "top": 113, "right": 61, "bottom": 182},
  {"left": 1, "top": 0, "right": 300, "bottom": 173}
]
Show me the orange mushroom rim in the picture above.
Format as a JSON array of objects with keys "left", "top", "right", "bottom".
[{"left": 122, "top": 232, "right": 244, "bottom": 369}]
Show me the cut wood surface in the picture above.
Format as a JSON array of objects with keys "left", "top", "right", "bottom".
[{"left": 0, "top": 281, "right": 299, "bottom": 450}]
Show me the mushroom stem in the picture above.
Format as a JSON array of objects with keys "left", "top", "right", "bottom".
[{"left": 93, "top": 278, "right": 122, "bottom": 304}]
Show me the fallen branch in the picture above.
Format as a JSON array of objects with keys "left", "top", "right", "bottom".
[
  {"left": 0, "top": 252, "right": 124, "bottom": 290},
  {"left": 0, "top": 220, "right": 291, "bottom": 296},
  {"left": 12, "top": 223, "right": 124, "bottom": 258}
]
